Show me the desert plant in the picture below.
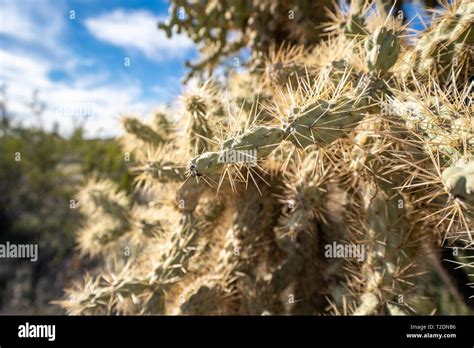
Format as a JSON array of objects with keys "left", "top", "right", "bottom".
[{"left": 59, "top": 0, "right": 473, "bottom": 315}]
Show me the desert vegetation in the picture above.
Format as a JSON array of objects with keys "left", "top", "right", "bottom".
[{"left": 57, "top": 0, "right": 473, "bottom": 315}]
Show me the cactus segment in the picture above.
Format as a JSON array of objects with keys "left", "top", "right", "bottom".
[
  {"left": 222, "top": 126, "right": 286, "bottom": 158},
  {"left": 286, "top": 99, "right": 365, "bottom": 148},
  {"left": 365, "top": 27, "right": 400, "bottom": 75},
  {"left": 189, "top": 151, "right": 224, "bottom": 177},
  {"left": 122, "top": 117, "right": 165, "bottom": 146},
  {"left": 442, "top": 157, "right": 474, "bottom": 206}
]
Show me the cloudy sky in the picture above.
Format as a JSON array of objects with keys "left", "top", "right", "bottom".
[{"left": 0, "top": 0, "right": 195, "bottom": 137}]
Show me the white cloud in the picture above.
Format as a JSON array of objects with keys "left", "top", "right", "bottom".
[
  {"left": 0, "top": 50, "right": 51, "bottom": 88},
  {"left": 0, "top": 0, "right": 65, "bottom": 50},
  {"left": 0, "top": 0, "right": 36, "bottom": 41},
  {"left": 0, "top": 49, "right": 155, "bottom": 137},
  {"left": 84, "top": 9, "right": 193, "bottom": 61}
]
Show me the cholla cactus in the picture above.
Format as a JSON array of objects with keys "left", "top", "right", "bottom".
[
  {"left": 159, "top": 0, "right": 337, "bottom": 79},
  {"left": 60, "top": 0, "right": 474, "bottom": 315},
  {"left": 413, "top": 0, "right": 474, "bottom": 84},
  {"left": 75, "top": 178, "right": 131, "bottom": 257},
  {"left": 365, "top": 26, "right": 401, "bottom": 75},
  {"left": 443, "top": 157, "right": 474, "bottom": 206}
]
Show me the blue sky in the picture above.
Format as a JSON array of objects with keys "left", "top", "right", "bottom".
[{"left": 0, "top": 0, "right": 196, "bottom": 137}]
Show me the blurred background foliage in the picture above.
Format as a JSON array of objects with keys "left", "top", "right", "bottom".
[{"left": 0, "top": 104, "right": 130, "bottom": 313}]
